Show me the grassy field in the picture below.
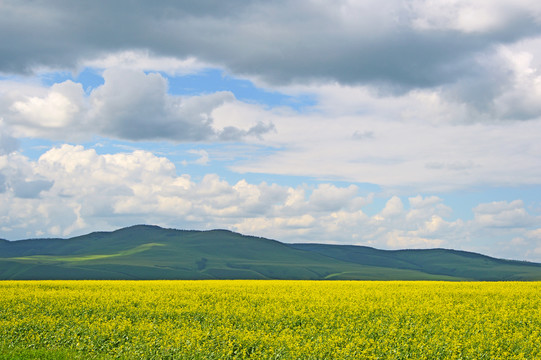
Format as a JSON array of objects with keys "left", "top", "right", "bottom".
[{"left": 1, "top": 280, "right": 540, "bottom": 359}]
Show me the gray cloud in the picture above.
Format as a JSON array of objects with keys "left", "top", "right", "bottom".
[
  {"left": 0, "top": 173, "right": 6, "bottom": 193},
  {"left": 425, "top": 160, "right": 477, "bottom": 171},
  {"left": 352, "top": 131, "right": 374, "bottom": 141},
  {"left": 2, "top": 0, "right": 541, "bottom": 90},
  {"left": 90, "top": 68, "right": 231, "bottom": 141},
  {"left": 0, "top": 130, "right": 19, "bottom": 155},
  {"left": 12, "top": 179, "right": 54, "bottom": 199},
  {"left": 218, "top": 121, "right": 276, "bottom": 141}
]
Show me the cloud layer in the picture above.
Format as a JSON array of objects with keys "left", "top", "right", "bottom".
[
  {"left": 220, "top": 85, "right": 541, "bottom": 191},
  {"left": 5, "top": 68, "right": 541, "bottom": 192},
  {"left": 2, "top": 0, "right": 541, "bottom": 89},
  {"left": 1, "top": 145, "right": 540, "bottom": 260},
  {"left": 3, "top": 0, "right": 541, "bottom": 126}
]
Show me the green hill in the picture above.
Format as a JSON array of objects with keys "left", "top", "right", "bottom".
[
  {"left": 1, "top": 225, "right": 540, "bottom": 280},
  {"left": 289, "top": 244, "right": 541, "bottom": 281}
]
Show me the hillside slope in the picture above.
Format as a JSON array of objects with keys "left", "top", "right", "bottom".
[
  {"left": 1, "top": 225, "right": 540, "bottom": 280},
  {"left": 289, "top": 243, "right": 541, "bottom": 281}
]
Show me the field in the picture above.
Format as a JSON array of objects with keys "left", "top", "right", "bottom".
[{"left": 1, "top": 281, "right": 540, "bottom": 359}]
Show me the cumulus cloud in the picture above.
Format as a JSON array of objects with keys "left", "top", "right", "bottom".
[
  {"left": 473, "top": 200, "right": 535, "bottom": 228},
  {"left": 367, "top": 195, "right": 463, "bottom": 249},
  {"left": 7, "top": 80, "right": 86, "bottom": 139},
  {"left": 309, "top": 184, "right": 360, "bottom": 212},
  {"left": 0, "top": 148, "right": 54, "bottom": 200},
  {"left": 1, "top": 145, "right": 540, "bottom": 260},
  {"left": 89, "top": 68, "right": 226, "bottom": 141},
  {"left": 463, "top": 200, "right": 541, "bottom": 260},
  {"left": 408, "top": 195, "right": 453, "bottom": 220},
  {"left": 381, "top": 196, "right": 405, "bottom": 217},
  {"left": 1, "top": 68, "right": 273, "bottom": 142}
]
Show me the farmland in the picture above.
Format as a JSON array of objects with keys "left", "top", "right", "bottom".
[{"left": 1, "top": 281, "right": 540, "bottom": 359}]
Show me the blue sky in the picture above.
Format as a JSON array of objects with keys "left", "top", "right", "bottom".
[{"left": 1, "top": 1, "right": 541, "bottom": 261}]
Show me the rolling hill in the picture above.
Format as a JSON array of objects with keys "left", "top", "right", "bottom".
[{"left": 1, "top": 225, "right": 540, "bottom": 280}]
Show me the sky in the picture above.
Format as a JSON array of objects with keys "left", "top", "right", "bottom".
[{"left": 1, "top": 0, "right": 541, "bottom": 261}]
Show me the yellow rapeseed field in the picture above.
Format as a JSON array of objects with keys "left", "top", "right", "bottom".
[{"left": 0, "top": 280, "right": 540, "bottom": 359}]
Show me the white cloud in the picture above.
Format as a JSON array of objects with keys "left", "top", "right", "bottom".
[
  {"left": 6, "top": 80, "right": 87, "bottom": 139},
  {"left": 3, "top": 28, "right": 541, "bottom": 192},
  {"left": 527, "top": 232, "right": 541, "bottom": 258},
  {"left": 384, "top": 230, "right": 444, "bottom": 249},
  {"left": 409, "top": 194, "right": 443, "bottom": 209},
  {"left": 0, "top": 144, "right": 540, "bottom": 260},
  {"left": 5, "top": 62, "right": 541, "bottom": 195},
  {"left": 526, "top": 228, "right": 541, "bottom": 240},
  {"left": 473, "top": 200, "right": 535, "bottom": 228},
  {"left": 11, "top": 87, "right": 80, "bottom": 127},
  {"left": 187, "top": 149, "right": 210, "bottom": 165},
  {"left": 491, "top": 46, "right": 541, "bottom": 120},
  {"left": 368, "top": 195, "right": 464, "bottom": 250},
  {"left": 82, "top": 50, "right": 209, "bottom": 75},
  {"left": 226, "top": 80, "right": 541, "bottom": 192},
  {"left": 309, "top": 184, "right": 359, "bottom": 212},
  {"left": 409, "top": 0, "right": 541, "bottom": 33},
  {"left": 407, "top": 195, "right": 452, "bottom": 221},
  {"left": 458, "top": 200, "right": 541, "bottom": 260},
  {"left": 380, "top": 196, "right": 404, "bottom": 217},
  {"left": 1, "top": 68, "right": 273, "bottom": 142}
]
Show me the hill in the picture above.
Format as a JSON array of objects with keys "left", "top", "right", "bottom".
[{"left": 1, "top": 225, "right": 540, "bottom": 280}]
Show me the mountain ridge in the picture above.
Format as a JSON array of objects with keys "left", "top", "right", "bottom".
[{"left": 1, "top": 225, "right": 540, "bottom": 280}]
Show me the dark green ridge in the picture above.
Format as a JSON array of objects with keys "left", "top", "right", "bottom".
[
  {"left": 289, "top": 243, "right": 541, "bottom": 281},
  {"left": 1, "top": 225, "right": 540, "bottom": 280}
]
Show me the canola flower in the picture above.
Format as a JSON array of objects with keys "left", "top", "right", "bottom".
[{"left": 0, "top": 280, "right": 540, "bottom": 359}]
